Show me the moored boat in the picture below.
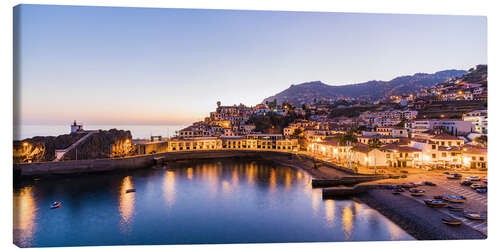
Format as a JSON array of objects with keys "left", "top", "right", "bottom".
[
  {"left": 476, "top": 188, "right": 487, "bottom": 194},
  {"left": 446, "top": 174, "right": 462, "bottom": 180},
  {"left": 424, "top": 199, "right": 448, "bottom": 208},
  {"left": 463, "top": 212, "right": 487, "bottom": 220},
  {"left": 442, "top": 194, "right": 466, "bottom": 203},
  {"left": 50, "top": 201, "right": 62, "bottom": 209},
  {"left": 409, "top": 189, "right": 425, "bottom": 196},
  {"left": 442, "top": 216, "right": 462, "bottom": 226}
]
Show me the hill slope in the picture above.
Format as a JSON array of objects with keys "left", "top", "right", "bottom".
[{"left": 263, "top": 69, "right": 467, "bottom": 105}]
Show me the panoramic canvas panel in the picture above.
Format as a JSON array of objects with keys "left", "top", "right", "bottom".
[{"left": 13, "top": 4, "right": 487, "bottom": 247}]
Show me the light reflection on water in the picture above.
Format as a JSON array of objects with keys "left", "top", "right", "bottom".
[
  {"left": 13, "top": 187, "right": 37, "bottom": 247},
  {"left": 118, "top": 176, "right": 135, "bottom": 234},
  {"left": 13, "top": 159, "right": 413, "bottom": 247}
]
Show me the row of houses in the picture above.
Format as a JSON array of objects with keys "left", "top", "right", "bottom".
[
  {"left": 135, "top": 134, "right": 299, "bottom": 155},
  {"left": 308, "top": 134, "right": 487, "bottom": 170}
]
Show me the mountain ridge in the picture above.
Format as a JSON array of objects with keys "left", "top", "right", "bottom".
[{"left": 263, "top": 69, "right": 467, "bottom": 105}]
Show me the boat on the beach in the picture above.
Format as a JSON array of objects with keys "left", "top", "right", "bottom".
[
  {"left": 447, "top": 205, "right": 464, "bottom": 212},
  {"left": 126, "top": 188, "right": 136, "bottom": 193},
  {"left": 465, "top": 176, "right": 481, "bottom": 181},
  {"left": 446, "top": 173, "right": 462, "bottom": 180},
  {"left": 442, "top": 195, "right": 467, "bottom": 203},
  {"left": 463, "top": 212, "right": 487, "bottom": 220},
  {"left": 409, "top": 189, "right": 425, "bottom": 196},
  {"left": 460, "top": 180, "right": 472, "bottom": 186},
  {"left": 50, "top": 201, "right": 62, "bottom": 209},
  {"left": 441, "top": 216, "right": 462, "bottom": 226},
  {"left": 470, "top": 183, "right": 486, "bottom": 190},
  {"left": 433, "top": 195, "right": 443, "bottom": 199},
  {"left": 424, "top": 199, "right": 448, "bottom": 208},
  {"left": 402, "top": 183, "right": 417, "bottom": 188},
  {"left": 476, "top": 188, "right": 487, "bottom": 194},
  {"left": 423, "top": 181, "right": 436, "bottom": 186}
]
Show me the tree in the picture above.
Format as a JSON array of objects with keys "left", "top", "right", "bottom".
[
  {"left": 368, "top": 138, "right": 382, "bottom": 174},
  {"left": 475, "top": 135, "right": 487, "bottom": 147}
]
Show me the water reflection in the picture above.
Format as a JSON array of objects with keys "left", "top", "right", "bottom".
[
  {"left": 324, "top": 199, "right": 336, "bottom": 227},
  {"left": 13, "top": 186, "right": 37, "bottom": 247},
  {"left": 163, "top": 171, "right": 176, "bottom": 207},
  {"left": 13, "top": 159, "right": 413, "bottom": 247},
  {"left": 119, "top": 176, "right": 135, "bottom": 234},
  {"left": 342, "top": 205, "right": 354, "bottom": 240},
  {"left": 269, "top": 168, "right": 276, "bottom": 192}
]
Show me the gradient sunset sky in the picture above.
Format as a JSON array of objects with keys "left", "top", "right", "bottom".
[{"left": 15, "top": 4, "right": 487, "bottom": 125}]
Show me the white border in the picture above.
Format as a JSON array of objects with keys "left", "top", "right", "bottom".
[{"left": 1, "top": 1, "right": 497, "bottom": 250}]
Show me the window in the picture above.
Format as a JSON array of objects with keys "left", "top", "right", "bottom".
[
  {"left": 442, "top": 152, "right": 446, "bottom": 157},
  {"left": 386, "top": 154, "right": 390, "bottom": 158},
  {"left": 480, "top": 157, "right": 484, "bottom": 161},
  {"left": 432, "top": 154, "right": 436, "bottom": 159},
  {"left": 432, "top": 145, "right": 436, "bottom": 150}
]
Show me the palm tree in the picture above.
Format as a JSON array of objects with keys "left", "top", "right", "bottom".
[{"left": 368, "top": 138, "right": 382, "bottom": 174}]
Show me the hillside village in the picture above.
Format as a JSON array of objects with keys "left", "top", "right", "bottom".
[
  {"left": 15, "top": 65, "right": 487, "bottom": 172},
  {"left": 133, "top": 65, "right": 487, "bottom": 172}
]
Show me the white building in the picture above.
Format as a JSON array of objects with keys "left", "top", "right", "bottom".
[{"left": 463, "top": 110, "right": 487, "bottom": 134}]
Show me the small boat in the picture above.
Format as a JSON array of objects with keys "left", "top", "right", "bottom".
[
  {"left": 402, "top": 183, "right": 416, "bottom": 188},
  {"left": 482, "top": 178, "right": 487, "bottom": 184},
  {"left": 423, "top": 181, "right": 436, "bottom": 186},
  {"left": 463, "top": 212, "right": 487, "bottom": 221},
  {"left": 392, "top": 191, "right": 401, "bottom": 195},
  {"left": 470, "top": 183, "right": 486, "bottom": 190},
  {"left": 442, "top": 195, "right": 466, "bottom": 203},
  {"left": 442, "top": 216, "right": 462, "bottom": 226},
  {"left": 476, "top": 188, "right": 487, "bottom": 194},
  {"left": 50, "top": 201, "right": 62, "bottom": 209},
  {"left": 465, "top": 176, "right": 481, "bottom": 181},
  {"left": 409, "top": 189, "right": 425, "bottom": 196},
  {"left": 433, "top": 195, "right": 443, "bottom": 199},
  {"left": 446, "top": 174, "right": 462, "bottom": 180},
  {"left": 126, "top": 188, "right": 136, "bottom": 193},
  {"left": 460, "top": 180, "right": 472, "bottom": 186},
  {"left": 447, "top": 205, "right": 464, "bottom": 212},
  {"left": 424, "top": 199, "right": 448, "bottom": 208}
]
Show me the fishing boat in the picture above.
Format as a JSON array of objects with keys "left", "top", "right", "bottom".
[
  {"left": 424, "top": 199, "right": 448, "bottom": 208},
  {"left": 50, "top": 201, "right": 62, "bottom": 209},
  {"left": 409, "top": 189, "right": 425, "bottom": 196},
  {"left": 447, "top": 205, "right": 464, "bottom": 212},
  {"left": 442, "top": 217, "right": 462, "bottom": 226},
  {"left": 442, "top": 194, "right": 466, "bottom": 203},
  {"left": 463, "top": 212, "right": 487, "bottom": 221},
  {"left": 126, "top": 188, "right": 136, "bottom": 193}
]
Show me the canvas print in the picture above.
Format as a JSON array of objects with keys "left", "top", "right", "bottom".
[{"left": 13, "top": 4, "right": 487, "bottom": 247}]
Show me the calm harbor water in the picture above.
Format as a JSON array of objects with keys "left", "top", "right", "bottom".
[
  {"left": 14, "top": 124, "right": 189, "bottom": 140},
  {"left": 13, "top": 159, "right": 413, "bottom": 247}
]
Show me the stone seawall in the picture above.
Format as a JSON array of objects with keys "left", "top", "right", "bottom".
[{"left": 14, "top": 150, "right": 299, "bottom": 177}]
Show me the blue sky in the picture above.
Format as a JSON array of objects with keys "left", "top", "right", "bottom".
[{"left": 15, "top": 4, "right": 487, "bottom": 125}]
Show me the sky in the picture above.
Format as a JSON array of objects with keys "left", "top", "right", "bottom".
[{"left": 15, "top": 4, "right": 487, "bottom": 125}]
